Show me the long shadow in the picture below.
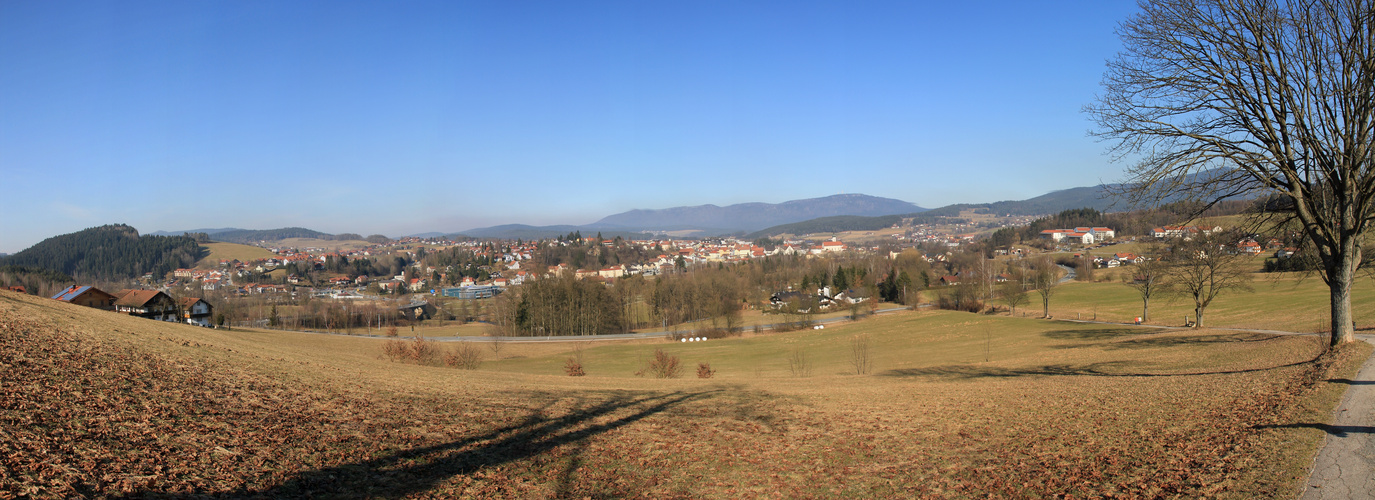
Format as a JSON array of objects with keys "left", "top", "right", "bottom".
[
  {"left": 1254, "top": 423, "right": 1375, "bottom": 437},
  {"left": 1045, "top": 328, "right": 1288, "bottom": 351},
  {"left": 207, "top": 390, "right": 714, "bottom": 498},
  {"left": 1042, "top": 328, "right": 1169, "bottom": 341},
  {"left": 1325, "top": 379, "right": 1375, "bottom": 387},
  {"left": 880, "top": 355, "right": 1321, "bottom": 380},
  {"left": 1097, "top": 332, "right": 1283, "bottom": 350}
]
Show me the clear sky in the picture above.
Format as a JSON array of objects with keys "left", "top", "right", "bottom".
[{"left": 0, "top": 1, "right": 1140, "bottom": 253}]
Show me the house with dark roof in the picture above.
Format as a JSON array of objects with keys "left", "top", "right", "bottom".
[
  {"left": 51, "top": 285, "right": 117, "bottom": 310},
  {"left": 114, "top": 289, "right": 179, "bottom": 322},
  {"left": 178, "top": 297, "right": 214, "bottom": 327}
]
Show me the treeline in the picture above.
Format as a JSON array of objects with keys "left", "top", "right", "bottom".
[
  {"left": 0, "top": 266, "right": 74, "bottom": 297},
  {"left": 0, "top": 224, "right": 204, "bottom": 281},
  {"left": 209, "top": 227, "right": 333, "bottom": 243},
  {"left": 746, "top": 215, "right": 903, "bottom": 239},
  {"left": 535, "top": 235, "right": 659, "bottom": 270},
  {"left": 492, "top": 273, "right": 626, "bottom": 336},
  {"left": 490, "top": 266, "right": 750, "bottom": 337},
  {"left": 981, "top": 201, "right": 1257, "bottom": 251}
]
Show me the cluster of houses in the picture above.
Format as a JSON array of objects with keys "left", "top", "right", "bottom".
[
  {"left": 49, "top": 285, "right": 215, "bottom": 327},
  {"left": 1094, "top": 252, "right": 1147, "bottom": 268},
  {"left": 1039, "top": 227, "right": 1117, "bottom": 245},
  {"left": 768, "top": 286, "right": 867, "bottom": 312}
]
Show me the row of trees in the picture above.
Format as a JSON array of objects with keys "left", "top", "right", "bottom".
[{"left": 1122, "top": 233, "right": 1254, "bottom": 328}]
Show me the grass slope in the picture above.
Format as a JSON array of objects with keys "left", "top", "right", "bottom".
[
  {"left": 1, "top": 291, "right": 1368, "bottom": 498},
  {"left": 197, "top": 242, "right": 278, "bottom": 267}
]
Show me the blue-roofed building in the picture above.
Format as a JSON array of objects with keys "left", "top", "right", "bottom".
[
  {"left": 441, "top": 285, "right": 501, "bottom": 300},
  {"left": 51, "top": 285, "right": 117, "bottom": 310}
]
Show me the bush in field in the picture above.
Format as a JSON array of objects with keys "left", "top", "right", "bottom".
[
  {"left": 443, "top": 342, "right": 484, "bottom": 370},
  {"left": 385, "top": 325, "right": 399, "bottom": 337},
  {"left": 382, "top": 339, "right": 408, "bottom": 361},
  {"left": 564, "top": 357, "right": 586, "bottom": 376},
  {"left": 788, "top": 349, "right": 812, "bottom": 377},
  {"left": 407, "top": 336, "right": 440, "bottom": 364},
  {"left": 381, "top": 336, "right": 440, "bottom": 365},
  {"left": 636, "top": 348, "right": 682, "bottom": 378},
  {"left": 849, "top": 334, "right": 872, "bottom": 375},
  {"left": 696, "top": 362, "right": 715, "bottom": 379}
]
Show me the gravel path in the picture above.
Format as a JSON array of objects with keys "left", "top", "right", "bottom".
[{"left": 1301, "top": 333, "right": 1375, "bottom": 500}]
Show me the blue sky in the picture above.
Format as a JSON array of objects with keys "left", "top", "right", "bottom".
[{"left": 0, "top": 1, "right": 1139, "bottom": 253}]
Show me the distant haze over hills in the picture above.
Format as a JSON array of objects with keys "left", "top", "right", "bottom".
[
  {"left": 457, "top": 194, "right": 925, "bottom": 239},
  {"left": 590, "top": 194, "right": 924, "bottom": 233},
  {"left": 147, "top": 184, "right": 1130, "bottom": 244}
]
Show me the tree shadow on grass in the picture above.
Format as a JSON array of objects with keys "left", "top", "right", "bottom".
[
  {"left": 1042, "top": 328, "right": 1172, "bottom": 341},
  {"left": 1097, "top": 331, "right": 1283, "bottom": 350},
  {"left": 209, "top": 390, "right": 714, "bottom": 499},
  {"left": 1328, "top": 378, "right": 1375, "bottom": 386},
  {"left": 1046, "top": 329, "right": 1286, "bottom": 351},
  {"left": 880, "top": 355, "right": 1321, "bottom": 380},
  {"left": 1254, "top": 423, "right": 1375, "bottom": 437}
]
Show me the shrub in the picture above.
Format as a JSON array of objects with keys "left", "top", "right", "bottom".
[
  {"left": 564, "top": 357, "right": 586, "bottom": 376},
  {"left": 697, "top": 327, "right": 741, "bottom": 340},
  {"left": 382, "top": 339, "right": 408, "bottom": 361},
  {"left": 407, "top": 336, "right": 441, "bottom": 364},
  {"left": 849, "top": 334, "right": 872, "bottom": 375},
  {"left": 385, "top": 325, "right": 399, "bottom": 337},
  {"left": 696, "top": 362, "right": 715, "bottom": 379},
  {"left": 444, "top": 342, "right": 484, "bottom": 370},
  {"left": 636, "top": 348, "right": 682, "bottom": 378},
  {"left": 788, "top": 349, "right": 812, "bottom": 377}
]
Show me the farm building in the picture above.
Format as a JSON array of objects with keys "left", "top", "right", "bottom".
[{"left": 52, "top": 285, "right": 117, "bottom": 310}]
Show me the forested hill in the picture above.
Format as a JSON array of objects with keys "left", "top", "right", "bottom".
[
  {"left": 0, "top": 224, "right": 204, "bottom": 280},
  {"left": 745, "top": 215, "right": 906, "bottom": 238},
  {"left": 207, "top": 227, "right": 334, "bottom": 244}
]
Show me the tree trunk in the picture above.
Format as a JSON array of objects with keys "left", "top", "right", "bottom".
[
  {"left": 1328, "top": 249, "right": 1358, "bottom": 346},
  {"left": 1141, "top": 296, "right": 1149, "bottom": 323},
  {"left": 1194, "top": 305, "right": 1203, "bottom": 329}
]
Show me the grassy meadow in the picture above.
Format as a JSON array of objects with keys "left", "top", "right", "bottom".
[
  {"left": 2, "top": 286, "right": 1369, "bottom": 498},
  {"left": 197, "top": 242, "right": 278, "bottom": 267}
]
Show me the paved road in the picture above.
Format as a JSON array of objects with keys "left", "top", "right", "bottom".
[
  {"left": 1057, "top": 264, "right": 1076, "bottom": 284},
  {"left": 1302, "top": 333, "right": 1375, "bottom": 500}
]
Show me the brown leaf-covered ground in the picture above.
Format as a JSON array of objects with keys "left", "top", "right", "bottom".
[{"left": 1, "top": 291, "right": 1369, "bottom": 498}]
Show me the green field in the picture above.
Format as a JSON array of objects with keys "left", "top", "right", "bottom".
[
  {"left": 2, "top": 287, "right": 1368, "bottom": 497},
  {"left": 1040, "top": 272, "right": 1375, "bottom": 333}
]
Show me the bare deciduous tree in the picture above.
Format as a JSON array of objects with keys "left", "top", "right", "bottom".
[
  {"left": 1122, "top": 247, "right": 1171, "bottom": 323},
  {"left": 1089, "top": 0, "right": 1375, "bottom": 345},
  {"left": 849, "top": 334, "right": 872, "bottom": 375},
  {"left": 998, "top": 279, "right": 1029, "bottom": 316},
  {"left": 1030, "top": 257, "right": 1060, "bottom": 318},
  {"left": 1163, "top": 233, "right": 1254, "bottom": 328}
]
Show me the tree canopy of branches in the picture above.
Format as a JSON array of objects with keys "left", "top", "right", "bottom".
[
  {"left": 1162, "top": 233, "right": 1254, "bottom": 328},
  {"left": 495, "top": 274, "right": 625, "bottom": 336},
  {"left": 1030, "top": 257, "right": 1060, "bottom": 318},
  {"left": 1122, "top": 248, "right": 1171, "bottom": 323},
  {"left": 1089, "top": 0, "right": 1375, "bottom": 344}
]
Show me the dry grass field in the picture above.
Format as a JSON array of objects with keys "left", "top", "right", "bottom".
[
  {"left": 1, "top": 289, "right": 1369, "bottom": 498},
  {"left": 197, "top": 242, "right": 277, "bottom": 267}
]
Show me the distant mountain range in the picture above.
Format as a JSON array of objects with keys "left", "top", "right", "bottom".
[
  {"left": 457, "top": 194, "right": 927, "bottom": 239},
  {"left": 147, "top": 183, "right": 1130, "bottom": 243},
  {"left": 593, "top": 194, "right": 924, "bottom": 232}
]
